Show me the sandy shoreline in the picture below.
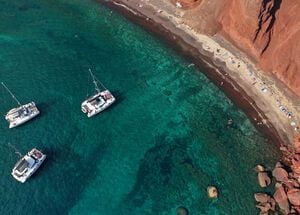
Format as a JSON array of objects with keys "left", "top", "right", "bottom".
[{"left": 99, "top": 0, "right": 300, "bottom": 147}]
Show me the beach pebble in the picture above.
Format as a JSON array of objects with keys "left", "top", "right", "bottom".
[{"left": 207, "top": 186, "right": 218, "bottom": 198}]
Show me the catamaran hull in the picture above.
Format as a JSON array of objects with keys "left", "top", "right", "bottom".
[
  {"left": 9, "top": 111, "right": 40, "bottom": 128},
  {"left": 5, "top": 102, "right": 40, "bottom": 128},
  {"left": 12, "top": 155, "right": 46, "bottom": 183},
  {"left": 87, "top": 97, "right": 115, "bottom": 118},
  {"left": 81, "top": 90, "right": 116, "bottom": 118}
]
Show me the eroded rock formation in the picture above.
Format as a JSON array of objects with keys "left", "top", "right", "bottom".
[
  {"left": 218, "top": 0, "right": 300, "bottom": 96},
  {"left": 172, "top": 0, "right": 300, "bottom": 96}
]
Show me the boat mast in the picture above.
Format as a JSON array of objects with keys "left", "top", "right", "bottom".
[
  {"left": 89, "top": 69, "right": 100, "bottom": 94},
  {"left": 86, "top": 71, "right": 90, "bottom": 98},
  {"left": 1, "top": 82, "right": 22, "bottom": 106},
  {"left": 88, "top": 69, "right": 107, "bottom": 93},
  {"left": 8, "top": 142, "right": 22, "bottom": 157}
]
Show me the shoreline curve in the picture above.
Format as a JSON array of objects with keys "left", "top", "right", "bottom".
[{"left": 99, "top": 0, "right": 286, "bottom": 147}]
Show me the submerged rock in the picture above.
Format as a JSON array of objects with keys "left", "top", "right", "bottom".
[
  {"left": 227, "top": 118, "right": 234, "bottom": 126},
  {"left": 207, "top": 186, "right": 218, "bottom": 198},
  {"left": 176, "top": 206, "right": 189, "bottom": 215}
]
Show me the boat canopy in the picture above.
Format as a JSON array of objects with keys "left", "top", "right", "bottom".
[
  {"left": 14, "top": 159, "right": 29, "bottom": 174},
  {"left": 14, "top": 156, "right": 35, "bottom": 174}
]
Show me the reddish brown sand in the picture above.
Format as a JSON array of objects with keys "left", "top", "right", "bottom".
[{"left": 170, "top": 0, "right": 201, "bottom": 9}]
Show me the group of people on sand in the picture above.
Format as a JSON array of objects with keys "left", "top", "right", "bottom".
[
  {"left": 211, "top": 42, "right": 300, "bottom": 132},
  {"left": 277, "top": 102, "right": 293, "bottom": 119}
]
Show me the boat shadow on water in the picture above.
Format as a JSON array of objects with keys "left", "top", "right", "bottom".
[
  {"left": 110, "top": 90, "right": 124, "bottom": 108},
  {"left": 36, "top": 100, "right": 58, "bottom": 117},
  {"left": 95, "top": 90, "right": 124, "bottom": 115}
]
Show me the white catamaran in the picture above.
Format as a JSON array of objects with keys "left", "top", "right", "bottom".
[
  {"left": 11, "top": 147, "right": 46, "bottom": 183},
  {"left": 1, "top": 82, "right": 40, "bottom": 128},
  {"left": 81, "top": 69, "right": 116, "bottom": 118}
]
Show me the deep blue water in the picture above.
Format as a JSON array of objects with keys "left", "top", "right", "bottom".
[{"left": 0, "top": 0, "right": 279, "bottom": 214}]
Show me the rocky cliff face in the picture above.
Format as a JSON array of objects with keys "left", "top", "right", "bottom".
[{"left": 176, "top": 0, "right": 300, "bottom": 96}]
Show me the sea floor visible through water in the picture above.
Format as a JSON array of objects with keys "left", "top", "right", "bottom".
[{"left": 0, "top": 0, "right": 280, "bottom": 214}]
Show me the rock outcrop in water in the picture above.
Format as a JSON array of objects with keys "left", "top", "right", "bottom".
[
  {"left": 176, "top": 206, "right": 189, "bottom": 215},
  {"left": 257, "top": 172, "right": 272, "bottom": 187},
  {"left": 207, "top": 186, "right": 218, "bottom": 198},
  {"left": 173, "top": 0, "right": 300, "bottom": 96},
  {"left": 254, "top": 193, "right": 276, "bottom": 214},
  {"left": 254, "top": 137, "right": 300, "bottom": 214}
]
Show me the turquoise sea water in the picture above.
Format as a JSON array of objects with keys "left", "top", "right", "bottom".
[{"left": 0, "top": 0, "right": 280, "bottom": 214}]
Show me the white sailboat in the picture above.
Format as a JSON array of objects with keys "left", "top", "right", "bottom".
[
  {"left": 11, "top": 147, "right": 46, "bottom": 183},
  {"left": 1, "top": 82, "right": 40, "bottom": 128},
  {"left": 81, "top": 69, "right": 115, "bottom": 118}
]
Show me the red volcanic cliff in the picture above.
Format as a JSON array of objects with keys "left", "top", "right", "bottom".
[{"left": 175, "top": 0, "right": 300, "bottom": 96}]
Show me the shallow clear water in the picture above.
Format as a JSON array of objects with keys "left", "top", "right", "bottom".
[{"left": 0, "top": 0, "right": 279, "bottom": 214}]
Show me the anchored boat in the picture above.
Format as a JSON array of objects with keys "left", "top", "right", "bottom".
[
  {"left": 11, "top": 148, "right": 46, "bottom": 183},
  {"left": 81, "top": 69, "right": 115, "bottom": 118},
  {"left": 1, "top": 82, "right": 40, "bottom": 128}
]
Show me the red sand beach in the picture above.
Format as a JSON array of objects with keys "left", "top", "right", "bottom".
[{"left": 99, "top": 0, "right": 300, "bottom": 147}]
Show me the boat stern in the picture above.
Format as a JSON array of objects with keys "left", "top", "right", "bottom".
[{"left": 11, "top": 172, "right": 27, "bottom": 183}]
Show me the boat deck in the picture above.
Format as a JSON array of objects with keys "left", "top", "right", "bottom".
[{"left": 15, "top": 159, "right": 28, "bottom": 173}]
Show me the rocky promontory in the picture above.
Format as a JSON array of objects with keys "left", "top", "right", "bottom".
[{"left": 255, "top": 135, "right": 300, "bottom": 214}]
